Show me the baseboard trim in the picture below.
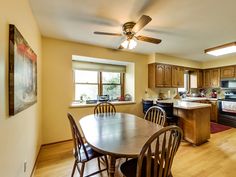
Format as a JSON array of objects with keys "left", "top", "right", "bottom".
[
  {"left": 30, "top": 139, "right": 73, "bottom": 177},
  {"left": 42, "top": 139, "right": 72, "bottom": 146},
  {"left": 30, "top": 146, "right": 42, "bottom": 177}
]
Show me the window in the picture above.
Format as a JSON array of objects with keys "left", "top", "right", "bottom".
[
  {"left": 74, "top": 70, "right": 98, "bottom": 101},
  {"left": 102, "top": 72, "right": 122, "bottom": 100},
  {"left": 74, "top": 70, "right": 124, "bottom": 102},
  {"left": 178, "top": 73, "right": 190, "bottom": 93}
]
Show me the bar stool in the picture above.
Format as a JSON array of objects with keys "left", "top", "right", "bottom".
[{"left": 156, "top": 102, "right": 179, "bottom": 125}]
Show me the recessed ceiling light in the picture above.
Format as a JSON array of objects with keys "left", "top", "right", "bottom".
[{"left": 205, "top": 42, "right": 236, "bottom": 56}]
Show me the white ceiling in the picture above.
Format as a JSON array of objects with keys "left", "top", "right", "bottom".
[{"left": 29, "top": 0, "right": 236, "bottom": 61}]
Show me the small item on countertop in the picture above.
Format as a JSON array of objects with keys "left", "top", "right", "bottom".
[
  {"left": 173, "top": 93, "right": 181, "bottom": 99},
  {"left": 158, "top": 92, "right": 165, "bottom": 100},
  {"left": 199, "top": 89, "right": 206, "bottom": 97},
  {"left": 211, "top": 89, "right": 217, "bottom": 98},
  {"left": 124, "top": 94, "right": 132, "bottom": 101}
]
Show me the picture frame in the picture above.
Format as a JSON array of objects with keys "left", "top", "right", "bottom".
[{"left": 9, "top": 24, "right": 37, "bottom": 115}]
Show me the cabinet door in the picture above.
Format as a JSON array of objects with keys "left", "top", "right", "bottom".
[
  {"left": 171, "top": 66, "right": 179, "bottom": 87},
  {"left": 164, "top": 65, "right": 172, "bottom": 87},
  {"left": 155, "top": 64, "right": 165, "bottom": 87},
  {"left": 148, "top": 64, "right": 156, "bottom": 88},
  {"left": 203, "top": 70, "right": 211, "bottom": 87},
  {"left": 221, "top": 66, "right": 235, "bottom": 78},
  {"left": 210, "top": 101, "right": 218, "bottom": 122},
  {"left": 197, "top": 70, "right": 203, "bottom": 88},
  {"left": 178, "top": 67, "right": 185, "bottom": 87},
  {"left": 211, "top": 69, "right": 220, "bottom": 87}
]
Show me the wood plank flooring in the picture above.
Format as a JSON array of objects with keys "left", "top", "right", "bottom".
[{"left": 33, "top": 128, "right": 236, "bottom": 177}]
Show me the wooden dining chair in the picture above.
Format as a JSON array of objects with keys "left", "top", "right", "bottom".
[
  {"left": 119, "top": 125, "right": 183, "bottom": 177},
  {"left": 94, "top": 102, "right": 116, "bottom": 115},
  {"left": 67, "top": 113, "right": 108, "bottom": 177},
  {"left": 144, "top": 106, "right": 166, "bottom": 126}
]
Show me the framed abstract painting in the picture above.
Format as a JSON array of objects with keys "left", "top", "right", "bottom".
[{"left": 9, "top": 24, "right": 37, "bottom": 115}]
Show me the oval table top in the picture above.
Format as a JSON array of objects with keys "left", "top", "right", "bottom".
[{"left": 79, "top": 112, "right": 163, "bottom": 157}]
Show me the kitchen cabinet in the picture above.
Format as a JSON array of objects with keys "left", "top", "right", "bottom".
[
  {"left": 148, "top": 63, "right": 172, "bottom": 88},
  {"left": 221, "top": 66, "right": 235, "bottom": 78},
  {"left": 203, "top": 69, "right": 220, "bottom": 88},
  {"left": 192, "top": 99, "right": 218, "bottom": 122},
  {"left": 190, "top": 70, "right": 203, "bottom": 88},
  {"left": 172, "top": 66, "right": 184, "bottom": 87},
  {"left": 210, "top": 100, "right": 218, "bottom": 122}
]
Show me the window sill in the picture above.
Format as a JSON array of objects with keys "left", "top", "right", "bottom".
[{"left": 70, "top": 101, "right": 136, "bottom": 108}]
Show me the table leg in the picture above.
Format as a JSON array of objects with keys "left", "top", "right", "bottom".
[{"left": 108, "top": 155, "right": 116, "bottom": 177}]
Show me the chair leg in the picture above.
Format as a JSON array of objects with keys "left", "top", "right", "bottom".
[
  {"left": 80, "top": 162, "right": 85, "bottom": 177},
  {"left": 97, "top": 157, "right": 101, "bottom": 170},
  {"left": 104, "top": 155, "right": 109, "bottom": 175},
  {"left": 71, "top": 160, "right": 77, "bottom": 177}
]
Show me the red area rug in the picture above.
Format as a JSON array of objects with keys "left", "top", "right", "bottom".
[{"left": 210, "top": 122, "right": 232, "bottom": 134}]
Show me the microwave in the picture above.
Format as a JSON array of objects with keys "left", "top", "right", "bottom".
[{"left": 221, "top": 79, "right": 236, "bottom": 89}]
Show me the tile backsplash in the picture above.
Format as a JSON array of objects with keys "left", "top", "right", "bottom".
[
  {"left": 146, "top": 88, "right": 178, "bottom": 100},
  {"left": 145, "top": 87, "right": 226, "bottom": 100}
]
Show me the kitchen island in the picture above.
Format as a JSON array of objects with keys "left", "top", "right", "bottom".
[{"left": 157, "top": 100, "right": 211, "bottom": 145}]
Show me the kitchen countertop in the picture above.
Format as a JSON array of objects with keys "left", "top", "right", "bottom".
[
  {"left": 156, "top": 99, "right": 211, "bottom": 110},
  {"left": 181, "top": 97, "right": 218, "bottom": 101}
]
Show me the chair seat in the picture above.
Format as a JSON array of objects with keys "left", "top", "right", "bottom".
[
  {"left": 75, "top": 143, "right": 103, "bottom": 162},
  {"left": 166, "top": 116, "right": 178, "bottom": 123},
  {"left": 120, "top": 158, "right": 172, "bottom": 177}
]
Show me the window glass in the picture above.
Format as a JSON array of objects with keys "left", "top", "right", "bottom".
[
  {"left": 102, "top": 72, "right": 120, "bottom": 84},
  {"left": 74, "top": 70, "right": 98, "bottom": 83},
  {"left": 75, "top": 84, "right": 98, "bottom": 101},
  {"left": 103, "top": 85, "right": 121, "bottom": 100}
]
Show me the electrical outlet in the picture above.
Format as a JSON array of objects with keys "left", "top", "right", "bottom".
[{"left": 24, "top": 161, "right": 27, "bottom": 173}]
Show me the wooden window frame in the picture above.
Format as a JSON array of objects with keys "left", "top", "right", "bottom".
[{"left": 74, "top": 70, "right": 125, "bottom": 101}]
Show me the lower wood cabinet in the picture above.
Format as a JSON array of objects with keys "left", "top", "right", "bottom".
[
  {"left": 209, "top": 100, "right": 218, "bottom": 122},
  {"left": 194, "top": 100, "right": 218, "bottom": 122}
]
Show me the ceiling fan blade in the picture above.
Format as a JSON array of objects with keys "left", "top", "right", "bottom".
[
  {"left": 132, "top": 15, "right": 152, "bottom": 34},
  {"left": 136, "top": 35, "right": 162, "bottom": 44},
  {"left": 94, "top": 31, "right": 122, "bottom": 36}
]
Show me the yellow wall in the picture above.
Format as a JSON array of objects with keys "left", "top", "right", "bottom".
[
  {"left": 154, "top": 53, "right": 202, "bottom": 68},
  {"left": 202, "top": 56, "right": 236, "bottom": 69},
  {"left": 42, "top": 37, "right": 149, "bottom": 144},
  {"left": 0, "top": 0, "right": 42, "bottom": 177}
]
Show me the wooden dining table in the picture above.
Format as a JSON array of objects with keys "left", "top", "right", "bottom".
[{"left": 79, "top": 112, "right": 163, "bottom": 177}]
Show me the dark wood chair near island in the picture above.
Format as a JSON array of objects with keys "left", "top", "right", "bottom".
[
  {"left": 67, "top": 113, "right": 108, "bottom": 177},
  {"left": 144, "top": 106, "right": 166, "bottom": 126},
  {"left": 119, "top": 126, "right": 183, "bottom": 177},
  {"left": 156, "top": 102, "right": 179, "bottom": 125}
]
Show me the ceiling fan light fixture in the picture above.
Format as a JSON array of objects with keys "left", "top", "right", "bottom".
[
  {"left": 121, "top": 39, "right": 137, "bottom": 50},
  {"left": 128, "top": 39, "right": 137, "bottom": 49},
  {"left": 205, "top": 42, "right": 236, "bottom": 56}
]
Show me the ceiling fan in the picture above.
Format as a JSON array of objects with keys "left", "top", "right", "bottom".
[{"left": 94, "top": 15, "right": 162, "bottom": 50}]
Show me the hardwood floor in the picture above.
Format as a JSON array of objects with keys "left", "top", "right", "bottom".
[{"left": 33, "top": 128, "right": 236, "bottom": 177}]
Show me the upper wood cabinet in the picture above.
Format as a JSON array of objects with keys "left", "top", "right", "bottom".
[
  {"left": 221, "top": 66, "right": 235, "bottom": 78},
  {"left": 203, "top": 69, "right": 220, "bottom": 88},
  {"left": 190, "top": 70, "right": 203, "bottom": 88},
  {"left": 172, "top": 66, "right": 184, "bottom": 88},
  {"left": 148, "top": 63, "right": 172, "bottom": 88}
]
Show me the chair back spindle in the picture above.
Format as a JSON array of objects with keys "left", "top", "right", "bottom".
[
  {"left": 144, "top": 106, "right": 166, "bottom": 126},
  {"left": 67, "top": 113, "right": 89, "bottom": 161},
  {"left": 136, "top": 126, "right": 182, "bottom": 177},
  {"left": 94, "top": 102, "right": 116, "bottom": 115}
]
